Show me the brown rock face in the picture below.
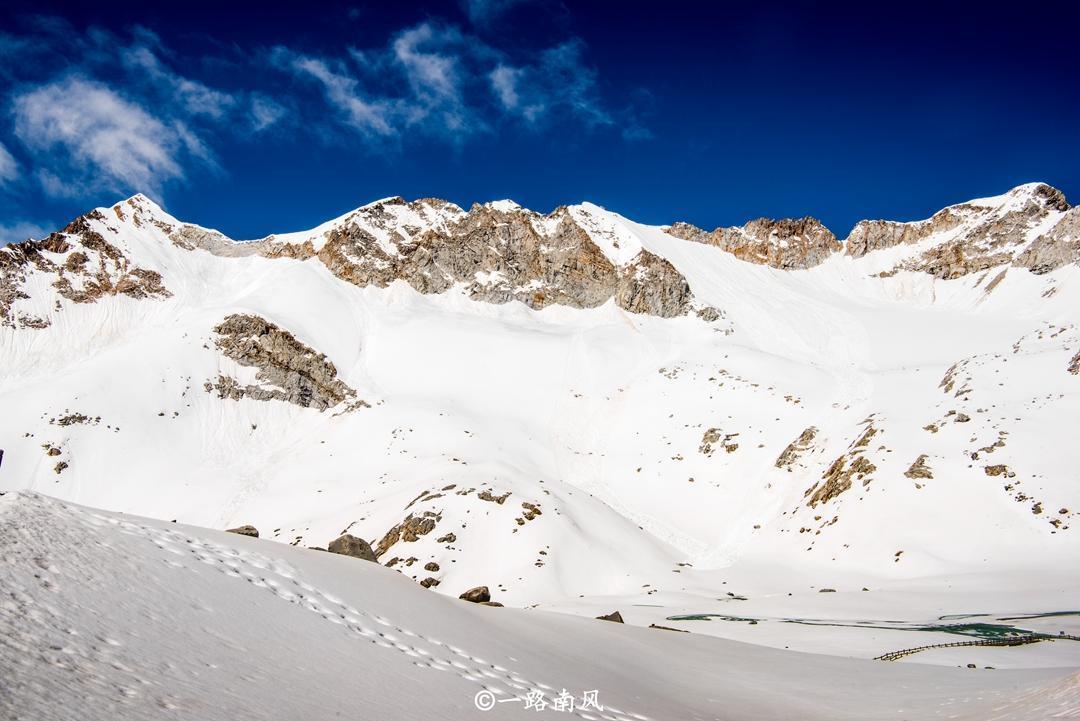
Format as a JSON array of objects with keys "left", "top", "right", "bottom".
[
  {"left": 459, "top": 586, "right": 491, "bottom": 603},
  {"left": 0, "top": 211, "right": 170, "bottom": 329},
  {"left": 668, "top": 217, "right": 839, "bottom": 270},
  {"left": 904, "top": 455, "right": 934, "bottom": 480},
  {"left": 1015, "top": 206, "right": 1080, "bottom": 274},
  {"left": 315, "top": 199, "right": 693, "bottom": 318},
  {"left": 210, "top": 314, "right": 358, "bottom": 411},
  {"left": 775, "top": 427, "right": 818, "bottom": 470},
  {"left": 846, "top": 210, "right": 964, "bottom": 258},
  {"left": 597, "top": 611, "right": 625, "bottom": 623},
  {"left": 374, "top": 512, "right": 439, "bottom": 558},
  {"left": 226, "top": 525, "right": 259, "bottom": 538},
  {"left": 804, "top": 422, "right": 878, "bottom": 507},
  {"left": 327, "top": 534, "right": 377, "bottom": 562},
  {"left": 852, "top": 184, "right": 1076, "bottom": 279}
]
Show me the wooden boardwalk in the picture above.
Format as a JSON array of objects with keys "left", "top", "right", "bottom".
[{"left": 875, "top": 633, "right": 1080, "bottom": 661}]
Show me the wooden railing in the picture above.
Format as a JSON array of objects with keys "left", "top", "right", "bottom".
[{"left": 875, "top": 633, "right": 1080, "bottom": 661}]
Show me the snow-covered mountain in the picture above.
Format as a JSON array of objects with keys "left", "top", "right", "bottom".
[{"left": 1, "top": 183, "right": 1078, "bottom": 649}]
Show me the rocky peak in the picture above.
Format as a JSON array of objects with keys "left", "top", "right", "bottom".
[
  {"left": 311, "top": 198, "right": 692, "bottom": 317},
  {"left": 0, "top": 206, "right": 170, "bottom": 329},
  {"left": 846, "top": 183, "right": 1076, "bottom": 279},
  {"left": 667, "top": 215, "right": 840, "bottom": 270}
]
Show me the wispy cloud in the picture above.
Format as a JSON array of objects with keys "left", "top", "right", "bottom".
[
  {"left": 273, "top": 22, "right": 486, "bottom": 142},
  {"left": 0, "top": 142, "right": 17, "bottom": 185},
  {"left": 0, "top": 13, "right": 641, "bottom": 204},
  {"left": 272, "top": 20, "right": 627, "bottom": 144},
  {"left": 249, "top": 94, "right": 288, "bottom": 132},
  {"left": 273, "top": 50, "right": 395, "bottom": 137},
  {"left": 490, "top": 40, "right": 611, "bottom": 128},
  {"left": 12, "top": 76, "right": 210, "bottom": 199},
  {"left": 121, "top": 43, "right": 236, "bottom": 120}
]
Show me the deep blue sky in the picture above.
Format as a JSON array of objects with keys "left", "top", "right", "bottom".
[{"left": 1, "top": 1, "right": 1078, "bottom": 244}]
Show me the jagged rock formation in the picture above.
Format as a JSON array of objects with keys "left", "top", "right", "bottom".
[
  {"left": 855, "top": 184, "right": 1075, "bottom": 279},
  {"left": 226, "top": 525, "right": 259, "bottom": 537},
  {"left": 667, "top": 217, "right": 840, "bottom": 270},
  {"left": 665, "top": 183, "right": 1078, "bottom": 278},
  {"left": 904, "top": 455, "right": 934, "bottom": 480},
  {"left": 804, "top": 421, "right": 879, "bottom": 507},
  {"left": 0, "top": 209, "right": 169, "bottom": 329},
  {"left": 208, "top": 314, "right": 357, "bottom": 412},
  {"left": 4, "top": 184, "right": 1078, "bottom": 335},
  {"left": 314, "top": 198, "right": 692, "bottom": 318},
  {"left": 1015, "top": 206, "right": 1080, "bottom": 274},
  {"left": 775, "top": 427, "right": 818, "bottom": 470},
  {"left": 374, "top": 512, "right": 440, "bottom": 559}
]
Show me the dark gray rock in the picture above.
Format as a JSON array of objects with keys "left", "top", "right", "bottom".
[
  {"left": 459, "top": 586, "right": 491, "bottom": 603},
  {"left": 327, "top": 533, "right": 377, "bottom": 562}
]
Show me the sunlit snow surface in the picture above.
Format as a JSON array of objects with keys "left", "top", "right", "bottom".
[
  {"left": 0, "top": 189, "right": 1078, "bottom": 717},
  {"left": 1, "top": 492, "right": 1076, "bottom": 721}
]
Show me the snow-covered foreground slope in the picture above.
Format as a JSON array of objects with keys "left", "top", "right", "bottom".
[
  {"left": 2, "top": 491, "right": 1077, "bottom": 721},
  {"left": 0, "top": 184, "right": 1078, "bottom": 688}
]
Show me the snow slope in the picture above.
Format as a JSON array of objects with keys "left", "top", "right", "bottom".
[
  {"left": 2, "top": 491, "right": 1076, "bottom": 721},
  {"left": 0, "top": 185, "right": 1078, "bottom": 680}
]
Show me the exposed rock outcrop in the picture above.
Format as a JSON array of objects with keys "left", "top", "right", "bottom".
[
  {"left": 667, "top": 217, "right": 839, "bottom": 270},
  {"left": 459, "top": 586, "right": 491, "bottom": 603},
  {"left": 1015, "top": 206, "right": 1080, "bottom": 274},
  {"left": 804, "top": 422, "right": 878, "bottom": 507},
  {"left": 209, "top": 314, "right": 358, "bottom": 411},
  {"left": 317, "top": 199, "right": 693, "bottom": 318},
  {"left": 327, "top": 534, "right": 377, "bottom": 562},
  {"left": 904, "top": 455, "right": 934, "bottom": 480},
  {"left": 597, "top": 611, "right": 624, "bottom": 623},
  {"left": 374, "top": 512, "right": 439, "bottom": 558},
  {"left": 0, "top": 210, "right": 169, "bottom": 329},
  {"left": 226, "top": 525, "right": 259, "bottom": 537},
  {"left": 855, "top": 184, "right": 1075, "bottom": 279},
  {"left": 775, "top": 427, "right": 818, "bottom": 470}
]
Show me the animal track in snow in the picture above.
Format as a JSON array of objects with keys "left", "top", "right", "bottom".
[{"left": 64, "top": 500, "right": 648, "bottom": 721}]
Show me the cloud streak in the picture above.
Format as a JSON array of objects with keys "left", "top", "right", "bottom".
[
  {"left": 12, "top": 77, "right": 206, "bottom": 199},
  {"left": 0, "top": 143, "right": 17, "bottom": 185},
  {"left": 0, "top": 13, "right": 641, "bottom": 204}
]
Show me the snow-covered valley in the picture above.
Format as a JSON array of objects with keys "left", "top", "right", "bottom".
[{"left": 1, "top": 183, "right": 1078, "bottom": 718}]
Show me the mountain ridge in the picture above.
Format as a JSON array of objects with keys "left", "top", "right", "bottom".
[{"left": 1, "top": 181, "right": 1077, "bottom": 332}]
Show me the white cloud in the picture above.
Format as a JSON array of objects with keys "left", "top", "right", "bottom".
[
  {"left": 489, "top": 65, "right": 521, "bottom": 109},
  {"left": 390, "top": 23, "right": 473, "bottom": 132},
  {"left": 0, "top": 142, "right": 17, "bottom": 185},
  {"left": 0, "top": 219, "right": 54, "bottom": 246},
  {"left": 489, "top": 41, "right": 611, "bottom": 127},
  {"left": 12, "top": 76, "right": 212, "bottom": 198},
  {"left": 249, "top": 95, "right": 287, "bottom": 132},
  {"left": 275, "top": 49, "right": 395, "bottom": 137},
  {"left": 121, "top": 44, "right": 236, "bottom": 120}
]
